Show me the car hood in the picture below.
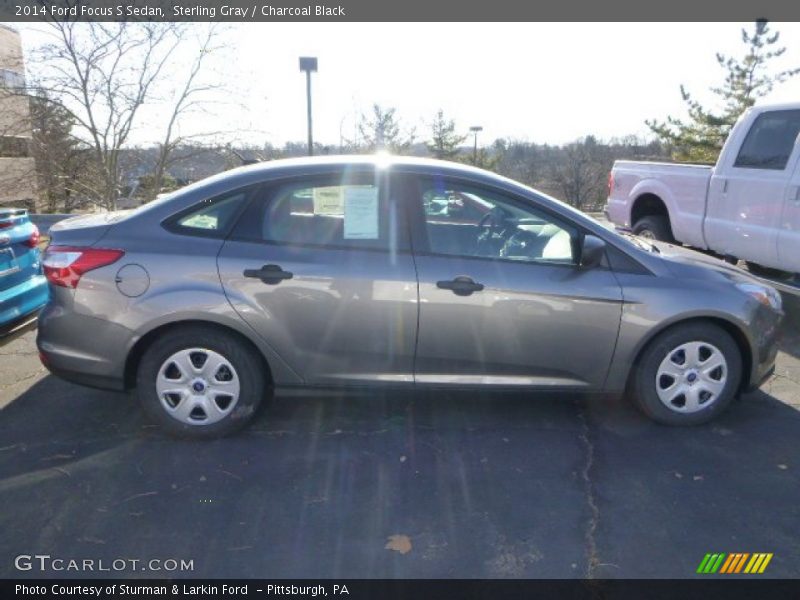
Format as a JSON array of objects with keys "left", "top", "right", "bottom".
[{"left": 650, "top": 241, "right": 761, "bottom": 285}]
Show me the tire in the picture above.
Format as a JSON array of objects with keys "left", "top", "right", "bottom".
[
  {"left": 630, "top": 322, "right": 742, "bottom": 426},
  {"left": 744, "top": 261, "right": 793, "bottom": 281},
  {"left": 137, "top": 325, "right": 267, "bottom": 438},
  {"left": 632, "top": 215, "right": 674, "bottom": 243}
]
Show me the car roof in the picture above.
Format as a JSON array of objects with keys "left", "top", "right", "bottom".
[
  {"left": 208, "top": 154, "right": 507, "bottom": 185},
  {"left": 145, "top": 154, "right": 524, "bottom": 213}
]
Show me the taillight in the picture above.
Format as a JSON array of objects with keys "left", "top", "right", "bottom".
[
  {"left": 24, "top": 224, "right": 40, "bottom": 248},
  {"left": 43, "top": 246, "right": 124, "bottom": 288},
  {"left": 607, "top": 172, "right": 615, "bottom": 196},
  {"left": 0, "top": 221, "right": 12, "bottom": 230}
]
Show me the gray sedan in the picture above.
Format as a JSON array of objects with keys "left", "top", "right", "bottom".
[{"left": 36, "top": 156, "right": 783, "bottom": 438}]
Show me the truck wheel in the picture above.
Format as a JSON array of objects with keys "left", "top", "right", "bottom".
[
  {"left": 137, "top": 326, "right": 267, "bottom": 438},
  {"left": 629, "top": 322, "right": 742, "bottom": 426},
  {"left": 632, "top": 215, "right": 674, "bottom": 243},
  {"left": 744, "top": 262, "right": 793, "bottom": 281}
]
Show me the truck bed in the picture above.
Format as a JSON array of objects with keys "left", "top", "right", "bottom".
[{"left": 607, "top": 160, "right": 713, "bottom": 249}]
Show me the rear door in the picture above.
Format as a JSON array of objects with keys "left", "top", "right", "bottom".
[
  {"left": 404, "top": 175, "right": 623, "bottom": 389},
  {"left": 217, "top": 168, "right": 418, "bottom": 386},
  {"left": 706, "top": 109, "right": 800, "bottom": 269}
]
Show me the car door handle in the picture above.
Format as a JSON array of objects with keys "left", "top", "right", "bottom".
[
  {"left": 436, "top": 276, "right": 484, "bottom": 296},
  {"left": 243, "top": 264, "right": 294, "bottom": 284}
]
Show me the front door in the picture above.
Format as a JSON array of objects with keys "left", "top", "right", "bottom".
[
  {"left": 405, "top": 176, "right": 623, "bottom": 389},
  {"left": 218, "top": 170, "right": 418, "bottom": 386},
  {"left": 779, "top": 155, "right": 800, "bottom": 273},
  {"left": 706, "top": 108, "right": 800, "bottom": 269}
]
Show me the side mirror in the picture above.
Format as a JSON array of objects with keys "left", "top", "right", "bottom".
[{"left": 580, "top": 235, "right": 606, "bottom": 268}]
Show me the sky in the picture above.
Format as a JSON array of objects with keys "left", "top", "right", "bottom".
[{"left": 11, "top": 21, "right": 800, "bottom": 148}]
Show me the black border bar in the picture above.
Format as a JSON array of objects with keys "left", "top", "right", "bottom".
[
  {"left": 5, "top": 579, "right": 800, "bottom": 600},
  {"left": 2, "top": 0, "right": 800, "bottom": 22}
]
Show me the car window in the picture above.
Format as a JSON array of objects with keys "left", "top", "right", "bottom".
[
  {"left": 172, "top": 191, "right": 248, "bottom": 236},
  {"left": 423, "top": 190, "right": 492, "bottom": 224},
  {"left": 249, "top": 177, "right": 405, "bottom": 252},
  {"left": 417, "top": 180, "right": 577, "bottom": 264},
  {"left": 734, "top": 109, "right": 800, "bottom": 170}
]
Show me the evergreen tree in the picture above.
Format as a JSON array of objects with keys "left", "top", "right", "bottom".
[
  {"left": 471, "top": 147, "right": 499, "bottom": 171},
  {"left": 647, "top": 20, "right": 799, "bottom": 162},
  {"left": 427, "top": 109, "right": 467, "bottom": 160},
  {"left": 358, "top": 104, "right": 415, "bottom": 153},
  {"left": 29, "top": 94, "right": 98, "bottom": 212}
]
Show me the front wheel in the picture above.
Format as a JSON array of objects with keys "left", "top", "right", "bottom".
[
  {"left": 137, "top": 326, "right": 267, "bottom": 438},
  {"left": 630, "top": 323, "right": 742, "bottom": 426}
]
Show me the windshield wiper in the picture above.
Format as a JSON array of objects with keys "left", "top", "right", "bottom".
[{"left": 621, "top": 232, "right": 660, "bottom": 254}]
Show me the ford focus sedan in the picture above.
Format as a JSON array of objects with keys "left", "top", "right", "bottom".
[{"left": 36, "top": 156, "right": 783, "bottom": 438}]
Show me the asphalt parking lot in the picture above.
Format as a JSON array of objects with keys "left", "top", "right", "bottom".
[{"left": 1, "top": 295, "right": 799, "bottom": 579}]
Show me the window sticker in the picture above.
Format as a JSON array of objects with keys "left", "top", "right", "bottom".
[
  {"left": 344, "top": 186, "right": 379, "bottom": 239},
  {"left": 312, "top": 186, "right": 345, "bottom": 215}
]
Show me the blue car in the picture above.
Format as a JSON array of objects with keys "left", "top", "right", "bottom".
[{"left": 0, "top": 208, "right": 48, "bottom": 331}]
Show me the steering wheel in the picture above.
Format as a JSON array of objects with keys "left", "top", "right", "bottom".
[
  {"left": 476, "top": 208, "right": 514, "bottom": 256},
  {"left": 499, "top": 229, "right": 537, "bottom": 259}
]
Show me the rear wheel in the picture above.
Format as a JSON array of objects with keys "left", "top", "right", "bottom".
[
  {"left": 632, "top": 215, "right": 674, "bottom": 243},
  {"left": 630, "top": 322, "right": 742, "bottom": 426},
  {"left": 137, "top": 326, "right": 266, "bottom": 438}
]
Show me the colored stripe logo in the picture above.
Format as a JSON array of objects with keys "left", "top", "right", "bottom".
[{"left": 697, "top": 553, "right": 773, "bottom": 574}]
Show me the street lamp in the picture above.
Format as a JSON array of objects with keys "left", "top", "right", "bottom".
[
  {"left": 469, "top": 125, "right": 483, "bottom": 164},
  {"left": 299, "top": 57, "right": 318, "bottom": 156}
]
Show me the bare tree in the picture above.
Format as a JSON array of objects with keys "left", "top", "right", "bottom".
[
  {"left": 29, "top": 21, "right": 223, "bottom": 209},
  {"left": 146, "top": 24, "right": 224, "bottom": 200},
  {"left": 549, "top": 136, "right": 607, "bottom": 211}
]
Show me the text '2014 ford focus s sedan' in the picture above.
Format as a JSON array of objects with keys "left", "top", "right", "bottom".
[{"left": 36, "top": 156, "right": 783, "bottom": 438}]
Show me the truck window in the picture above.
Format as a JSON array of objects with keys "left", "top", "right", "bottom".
[{"left": 734, "top": 109, "right": 800, "bottom": 170}]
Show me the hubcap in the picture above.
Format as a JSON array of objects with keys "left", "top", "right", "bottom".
[
  {"left": 638, "top": 229, "right": 656, "bottom": 240},
  {"left": 655, "top": 341, "right": 727, "bottom": 413},
  {"left": 156, "top": 348, "right": 240, "bottom": 425}
]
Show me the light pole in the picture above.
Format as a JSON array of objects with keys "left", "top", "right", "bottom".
[
  {"left": 299, "top": 56, "right": 318, "bottom": 156},
  {"left": 469, "top": 125, "right": 483, "bottom": 164}
]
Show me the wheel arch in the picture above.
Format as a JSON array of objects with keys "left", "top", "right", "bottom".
[
  {"left": 630, "top": 192, "right": 670, "bottom": 227},
  {"left": 124, "top": 318, "right": 279, "bottom": 390},
  {"left": 625, "top": 315, "right": 754, "bottom": 393}
]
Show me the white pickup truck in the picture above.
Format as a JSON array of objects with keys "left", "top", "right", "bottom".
[{"left": 606, "top": 102, "right": 800, "bottom": 275}]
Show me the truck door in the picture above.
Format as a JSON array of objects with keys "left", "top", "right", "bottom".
[
  {"left": 705, "top": 109, "right": 800, "bottom": 270},
  {"left": 779, "top": 142, "right": 800, "bottom": 274}
]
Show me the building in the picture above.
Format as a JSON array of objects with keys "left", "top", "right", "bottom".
[{"left": 0, "top": 24, "right": 38, "bottom": 211}]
